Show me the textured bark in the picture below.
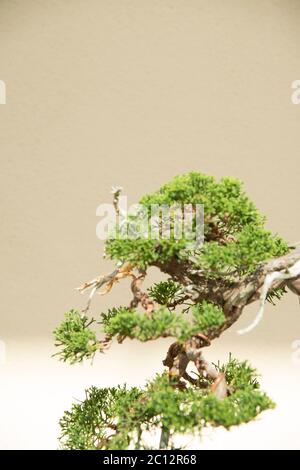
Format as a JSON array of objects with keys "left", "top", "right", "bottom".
[
  {"left": 157, "top": 248, "right": 300, "bottom": 340},
  {"left": 129, "top": 268, "right": 154, "bottom": 314},
  {"left": 163, "top": 334, "right": 227, "bottom": 399}
]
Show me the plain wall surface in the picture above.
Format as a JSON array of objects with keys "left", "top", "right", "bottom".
[{"left": 0, "top": 0, "right": 300, "bottom": 449}]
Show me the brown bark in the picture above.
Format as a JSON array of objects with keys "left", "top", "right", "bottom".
[{"left": 157, "top": 248, "right": 300, "bottom": 340}]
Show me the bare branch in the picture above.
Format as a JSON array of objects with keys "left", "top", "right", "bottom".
[
  {"left": 223, "top": 248, "right": 300, "bottom": 312},
  {"left": 238, "top": 259, "right": 300, "bottom": 334},
  {"left": 77, "top": 262, "right": 134, "bottom": 312},
  {"left": 202, "top": 248, "right": 300, "bottom": 338},
  {"left": 111, "top": 185, "right": 123, "bottom": 218}
]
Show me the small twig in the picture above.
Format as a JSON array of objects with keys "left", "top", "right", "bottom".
[
  {"left": 111, "top": 185, "right": 123, "bottom": 218},
  {"left": 289, "top": 240, "right": 300, "bottom": 248}
]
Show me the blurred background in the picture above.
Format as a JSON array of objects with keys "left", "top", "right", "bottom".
[{"left": 0, "top": 0, "right": 300, "bottom": 449}]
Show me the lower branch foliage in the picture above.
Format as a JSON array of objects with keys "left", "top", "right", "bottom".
[
  {"left": 59, "top": 357, "right": 274, "bottom": 450},
  {"left": 54, "top": 302, "right": 225, "bottom": 363}
]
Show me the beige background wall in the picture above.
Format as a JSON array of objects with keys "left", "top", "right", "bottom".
[{"left": 0, "top": 0, "right": 300, "bottom": 449}]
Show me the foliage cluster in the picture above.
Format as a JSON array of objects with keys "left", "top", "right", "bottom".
[
  {"left": 59, "top": 357, "right": 274, "bottom": 450},
  {"left": 54, "top": 302, "right": 225, "bottom": 363},
  {"left": 106, "top": 173, "right": 289, "bottom": 273}
]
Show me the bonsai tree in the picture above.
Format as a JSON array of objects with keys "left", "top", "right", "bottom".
[{"left": 54, "top": 172, "right": 300, "bottom": 450}]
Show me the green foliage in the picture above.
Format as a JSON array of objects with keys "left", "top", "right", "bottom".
[
  {"left": 140, "top": 174, "right": 262, "bottom": 232},
  {"left": 190, "top": 301, "right": 225, "bottom": 334},
  {"left": 216, "top": 355, "right": 259, "bottom": 392},
  {"left": 59, "top": 357, "right": 275, "bottom": 450},
  {"left": 59, "top": 386, "right": 142, "bottom": 450},
  {"left": 106, "top": 172, "right": 289, "bottom": 272},
  {"left": 53, "top": 303, "right": 225, "bottom": 364},
  {"left": 266, "top": 286, "right": 288, "bottom": 305},
  {"left": 101, "top": 302, "right": 225, "bottom": 343},
  {"left": 148, "top": 280, "right": 184, "bottom": 305},
  {"left": 197, "top": 225, "right": 289, "bottom": 276},
  {"left": 106, "top": 237, "right": 189, "bottom": 270},
  {"left": 100, "top": 307, "right": 122, "bottom": 328},
  {"left": 53, "top": 310, "right": 99, "bottom": 364},
  {"left": 102, "top": 306, "right": 187, "bottom": 341}
]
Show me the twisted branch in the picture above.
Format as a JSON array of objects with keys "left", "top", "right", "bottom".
[
  {"left": 163, "top": 334, "right": 227, "bottom": 399},
  {"left": 130, "top": 269, "right": 154, "bottom": 314}
]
